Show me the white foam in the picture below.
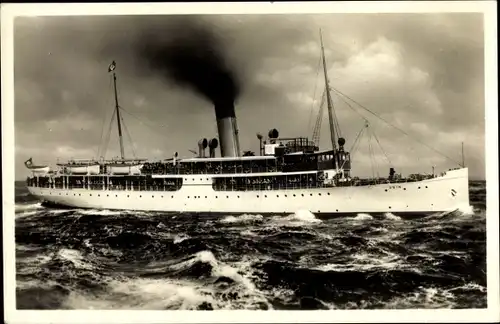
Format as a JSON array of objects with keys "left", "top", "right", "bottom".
[
  {"left": 240, "top": 229, "right": 258, "bottom": 237},
  {"left": 77, "top": 209, "right": 123, "bottom": 216},
  {"left": 15, "top": 210, "right": 38, "bottom": 218},
  {"left": 62, "top": 253, "right": 270, "bottom": 310},
  {"left": 57, "top": 248, "right": 94, "bottom": 270},
  {"left": 271, "top": 210, "right": 322, "bottom": 226},
  {"left": 220, "top": 214, "right": 264, "bottom": 224},
  {"left": 173, "top": 234, "right": 190, "bottom": 244},
  {"left": 15, "top": 202, "right": 43, "bottom": 212},
  {"left": 315, "top": 251, "right": 405, "bottom": 272},
  {"left": 457, "top": 204, "right": 475, "bottom": 215},
  {"left": 384, "top": 212, "right": 402, "bottom": 221},
  {"left": 63, "top": 278, "right": 216, "bottom": 310},
  {"left": 352, "top": 213, "right": 373, "bottom": 220}
]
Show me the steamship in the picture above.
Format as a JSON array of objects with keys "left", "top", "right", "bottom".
[{"left": 25, "top": 33, "right": 470, "bottom": 216}]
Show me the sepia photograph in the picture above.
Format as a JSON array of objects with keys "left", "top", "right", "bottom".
[{"left": 2, "top": 1, "right": 498, "bottom": 323}]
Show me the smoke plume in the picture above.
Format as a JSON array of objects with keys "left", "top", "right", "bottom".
[{"left": 136, "top": 19, "right": 240, "bottom": 119}]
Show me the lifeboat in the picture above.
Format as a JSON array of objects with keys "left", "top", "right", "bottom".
[
  {"left": 57, "top": 160, "right": 100, "bottom": 175},
  {"left": 24, "top": 158, "right": 51, "bottom": 175},
  {"left": 106, "top": 162, "right": 143, "bottom": 175}
]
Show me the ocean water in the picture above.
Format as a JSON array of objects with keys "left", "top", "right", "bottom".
[{"left": 14, "top": 181, "right": 486, "bottom": 310}]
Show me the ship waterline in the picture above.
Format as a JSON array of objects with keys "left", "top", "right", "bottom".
[{"left": 27, "top": 168, "right": 469, "bottom": 215}]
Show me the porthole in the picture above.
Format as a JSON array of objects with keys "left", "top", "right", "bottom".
[
  {"left": 257, "top": 195, "right": 260, "bottom": 198},
  {"left": 115, "top": 195, "right": 118, "bottom": 197},
  {"left": 425, "top": 186, "right": 428, "bottom": 189},
  {"left": 200, "top": 178, "right": 202, "bottom": 181},
  {"left": 107, "top": 194, "right": 109, "bottom": 197},
  {"left": 310, "top": 193, "right": 313, "bottom": 196},
  {"left": 161, "top": 196, "right": 163, "bottom": 198},
  {"left": 188, "top": 196, "right": 190, "bottom": 198},
  {"left": 385, "top": 189, "right": 388, "bottom": 192},
  {"left": 264, "top": 195, "right": 267, "bottom": 198},
  {"left": 277, "top": 195, "right": 279, "bottom": 197},
  {"left": 171, "top": 195, "right": 174, "bottom": 198},
  {"left": 301, "top": 194, "right": 304, "bottom": 197},
  {"left": 418, "top": 187, "right": 421, "bottom": 189},
  {"left": 66, "top": 193, "right": 68, "bottom": 196},
  {"left": 327, "top": 193, "right": 330, "bottom": 196},
  {"left": 90, "top": 194, "right": 92, "bottom": 196},
  {"left": 285, "top": 195, "right": 287, "bottom": 197},
  {"left": 74, "top": 194, "right": 76, "bottom": 196},
  {"left": 98, "top": 194, "right": 100, "bottom": 197},
  {"left": 336, "top": 209, "right": 339, "bottom": 212},
  {"left": 237, "top": 195, "right": 240, "bottom": 198},
  {"left": 226, "top": 196, "right": 229, "bottom": 198},
  {"left": 389, "top": 206, "right": 392, "bottom": 209},
  {"left": 318, "top": 193, "right": 321, "bottom": 196},
  {"left": 293, "top": 194, "right": 296, "bottom": 197},
  {"left": 216, "top": 196, "right": 218, "bottom": 198},
  {"left": 205, "top": 196, "right": 207, "bottom": 198},
  {"left": 403, "top": 188, "right": 406, "bottom": 191},
  {"left": 152, "top": 195, "right": 154, "bottom": 198},
  {"left": 192, "top": 178, "right": 195, "bottom": 181},
  {"left": 127, "top": 195, "right": 129, "bottom": 198},
  {"left": 79, "top": 194, "right": 81, "bottom": 196},
  {"left": 59, "top": 193, "right": 61, "bottom": 195},
  {"left": 140, "top": 195, "right": 142, "bottom": 198}
]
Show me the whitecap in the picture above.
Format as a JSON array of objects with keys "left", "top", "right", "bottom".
[
  {"left": 352, "top": 213, "right": 373, "bottom": 220},
  {"left": 384, "top": 212, "right": 402, "bottom": 221},
  {"left": 220, "top": 214, "right": 264, "bottom": 224},
  {"left": 173, "top": 234, "right": 190, "bottom": 244},
  {"left": 15, "top": 202, "right": 43, "bottom": 212},
  {"left": 272, "top": 210, "right": 322, "bottom": 225},
  {"left": 77, "top": 209, "right": 123, "bottom": 216},
  {"left": 57, "top": 248, "right": 94, "bottom": 270}
]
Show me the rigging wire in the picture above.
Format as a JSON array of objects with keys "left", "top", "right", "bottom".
[
  {"left": 97, "top": 76, "right": 114, "bottom": 157},
  {"left": 120, "top": 113, "right": 137, "bottom": 159},
  {"left": 312, "top": 89, "right": 327, "bottom": 145},
  {"left": 330, "top": 86, "right": 461, "bottom": 166},
  {"left": 307, "top": 54, "right": 323, "bottom": 134},
  {"left": 119, "top": 106, "right": 173, "bottom": 142},
  {"left": 329, "top": 92, "right": 342, "bottom": 139},
  {"left": 371, "top": 130, "right": 392, "bottom": 166},
  {"left": 368, "top": 133, "right": 376, "bottom": 180},
  {"left": 339, "top": 122, "right": 367, "bottom": 170},
  {"left": 101, "top": 108, "right": 116, "bottom": 159}
]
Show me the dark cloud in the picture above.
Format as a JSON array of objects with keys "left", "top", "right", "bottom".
[
  {"left": 135, "top": 17, "right": 240, "bottom": 119},
  {"left": 13, "top": 13, "right": 486, "bottom": 179}
]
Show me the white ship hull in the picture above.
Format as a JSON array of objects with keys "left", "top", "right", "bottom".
[{"left": 27, "top": 168, "right": 470, "bottom": 215}]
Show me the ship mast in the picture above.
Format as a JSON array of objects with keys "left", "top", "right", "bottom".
[
  {"left": 109, "top": 61, "right": 125, "bottom": 160},
  {"left": 461, "top": 141, "right": 465, "bottom": 167},
  {"left": 319, "top": 29, "right": 337, "bottom": 152}
]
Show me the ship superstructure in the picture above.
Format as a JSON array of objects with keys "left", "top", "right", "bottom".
[{"left": 25, "top": 31, "right": 470, "bottom": 215}]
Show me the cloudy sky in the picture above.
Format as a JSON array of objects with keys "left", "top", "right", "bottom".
[{"left": 14, "top": 13, "right": 485, "bottom": 180}]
